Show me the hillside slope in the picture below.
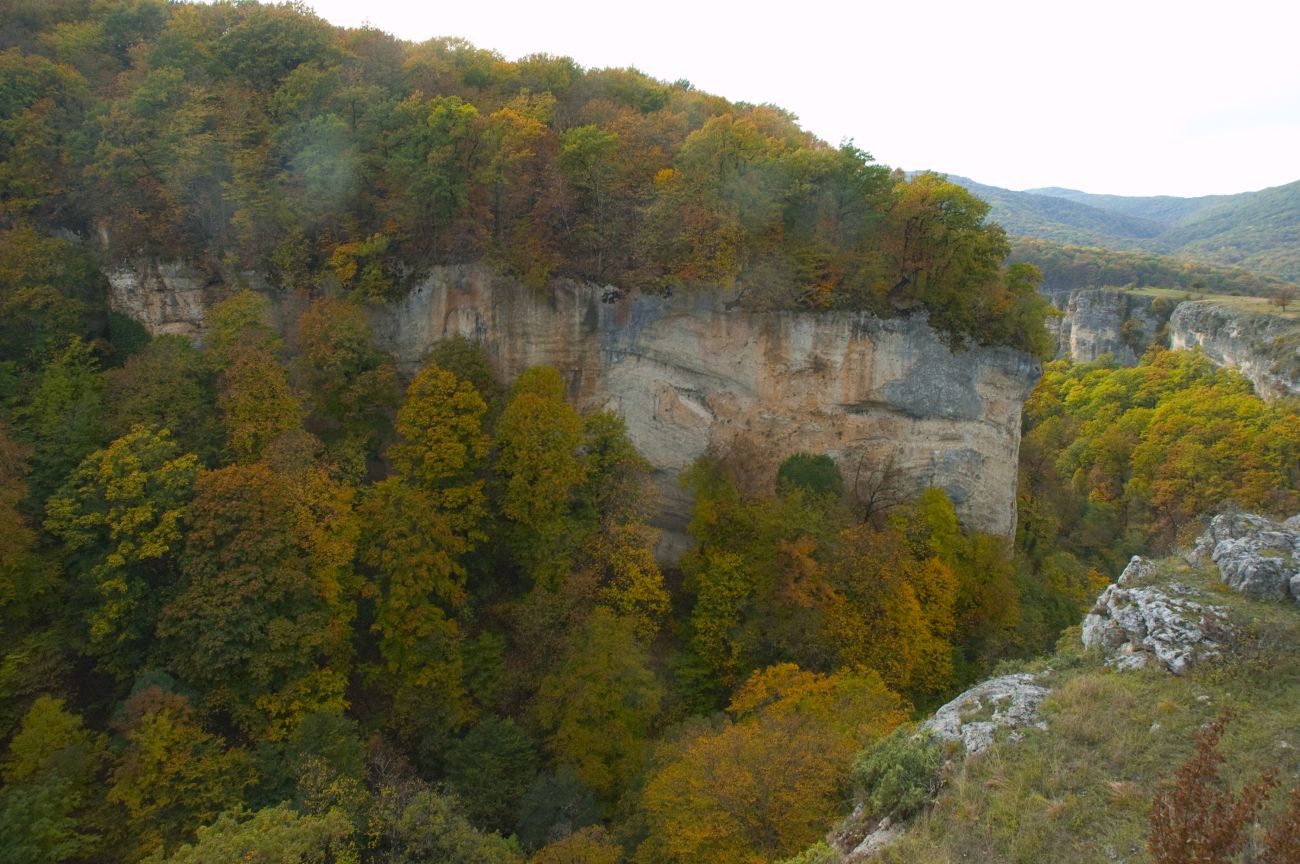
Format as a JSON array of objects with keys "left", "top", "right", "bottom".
[
  {"left": 947, "top": 176, "right": 1300, "bottom": 284},
  {"left": 817, "top": 514, "right": 1300, "bottom": 863}
]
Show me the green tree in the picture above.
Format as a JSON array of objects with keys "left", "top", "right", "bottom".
[
  {"left": 24, "top": 338, "right": 104, "bottom": 506},
  {"left": 108, "top": 686, "right": 257, "bottom": 862},
  {"left": 153, "top": 804, "right": 356, "bottom": 864},
  {"left": 495, "top": 367, "right": 587, "bottom": 579},
  {"left": 103, "top": 335, "right": 223, "bottom": 463},
  {"left": 444, "top": 717, "right": 540, "bottom": 833},
  {"left": 0, "top": 697, "right": 107, "bottom": 864},
  {"left": 292, "top": 297, "right": 398, "bottom": 477},
  {"left": 44, "top": 426, "right": 199, "bottom": 679},
  {"left": 532, "top": 608, "right": 663, "bottom": 800}
]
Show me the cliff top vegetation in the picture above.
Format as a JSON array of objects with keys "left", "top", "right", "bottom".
[{"left": 1, "top": 0, "right": 1051, "bottom": 356}]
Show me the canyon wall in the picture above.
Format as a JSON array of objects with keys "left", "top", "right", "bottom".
[
  {"left": 1045, "top": 288, "right": 1170, "bottom": 364},
  {"left": 106, "top": 261, "right": 1042, "bottom": 550},
  {"left": 1046, "top": 288, "right": 1300, "bottom": 401},
  {"left": 1169, "top": 302, "right": 1300, "bottom": 401}
]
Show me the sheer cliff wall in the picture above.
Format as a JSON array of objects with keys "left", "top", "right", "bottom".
[{"left": 106, "top": 261, "right": 1042, "bottom": 551}]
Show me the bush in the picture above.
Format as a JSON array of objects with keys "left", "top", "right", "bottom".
[
  {"left": 853, "top": 726, "right": 942, "bottom": 820},
  {"left": 777, "top": 453, "right": 843, "bottom": 498}
]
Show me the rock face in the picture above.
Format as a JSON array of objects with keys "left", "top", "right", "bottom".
[
  {"left": 107, "top": 261, "right": 1042, "bottom": 548},
  {"left": 1081, "top": 556, "right": 1230, "bottom": 674},
  {"left": 105, "top": 260, "right": 215, "bottom": 339},
  {"left": 1044, "top": 290, "right": 1300, "bottom": 402},
  {"left": 1191, "top": 512, "right": 1300, "bottom": 603},
  {"left": 1045, "top": 288, "right": 1171, "bottom": 365},
  {"left": 1170, "top": 302, "right": 1300, "bottom": 401},
  {"left": 920, "top": 673, "right": 1050, "bottom": 755}
]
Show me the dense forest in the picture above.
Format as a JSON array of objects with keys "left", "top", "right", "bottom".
[
  {"left": 0, "top": 0, "right": 1051, "bottom": 357},
  {"left": 3, "top": 2, "right": 1300, "bottom": 863}
]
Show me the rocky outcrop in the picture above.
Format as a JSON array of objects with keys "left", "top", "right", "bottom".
[
  {"left": 1191, "top": 512, "right": 1300, "bottom": 603},
  {"left": 105, "top": 260, "right": 217, "bottom": 339},
  {"left": 1170, "top": 302, "right": 1300, "bottom": 401},
  {"left": 1081, "top": 556, "right": 1231, "bottom": 674},
  {"left": 920, "top": 672, "right": 1050, "bottom": 755},
  {"left": 1045, "top": 288, "right": 1171, "bottom": 365},
  {"left": 108, "top": 262, "right": 1041, "bottom": 549}
]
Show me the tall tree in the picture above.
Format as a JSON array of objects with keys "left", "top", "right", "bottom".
[
  {"left": 44, "top": 426, "right": 199, "bottom": 679},
  {"left": 159, "top": 462, "right": 358, "bottom": 739}
]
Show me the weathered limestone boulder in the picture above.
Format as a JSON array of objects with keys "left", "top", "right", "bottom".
[
  {"left": 1190, "top": 512, "right": 1300, "bottom": 603},
  {"left": 107, "top": 261, "right": 1042, "bottom": 554},
  {"left": 920, "top": 672, "right": 1050, "bottom": 755},
  {"left": 1081, "top": 556, "right": 1230, "bottom": 674}
]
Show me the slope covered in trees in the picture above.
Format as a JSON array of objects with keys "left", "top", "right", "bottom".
[
  {"left": 0, "top": 0, "right": 1050, "bottom": 356},
  {"left": 945, "top": 175, "right": 1300, "bottom": 285},
  {"left": 0, "top": 274, "right": 1063, "bottom": 862},
  {"left": 1011, "top": 238, "right": 1295, "bottom": 297},
  {"left": 3, "top": 3, "right": 1300, "bottom": 863}
]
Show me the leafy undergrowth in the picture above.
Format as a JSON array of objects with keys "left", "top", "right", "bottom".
[{"left": 873, "top": 560, "right": 1300, "bottom": 864}]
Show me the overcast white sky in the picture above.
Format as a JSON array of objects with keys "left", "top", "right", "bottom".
[{"left": 304, "top": 0, "right": 1300, "bottom": 198}]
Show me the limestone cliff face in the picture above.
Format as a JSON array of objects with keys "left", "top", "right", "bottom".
[
  {"left": 1046, "top": 288, "right": 1170, "bottom": 364},
  {"left": 1169, "top": 301, "right": 1300, "bottom": 401},
  {"left": 105, "top": 260, "right": 214, "bottom": 338},
  {"left": 106, "top": 261, "right": 1041, "bottom": 547},
  {"left": 1045, "top": 288, "right": 1300, "bottom": 401}
]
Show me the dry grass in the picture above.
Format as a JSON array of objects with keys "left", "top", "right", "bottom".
[{"left": 869, "top": 561, "right": 1300, "bottom": 864}]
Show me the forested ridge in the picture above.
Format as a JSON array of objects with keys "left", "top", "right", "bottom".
[
  {"left": 945, "top": 175, "right": 1300, "bottom": 286},
  {"left": 3, "top": 2, "right": 1300, "bottom": 863},
  {"left": 0, "top": 0, "right": 1052, "bottom": 357}
]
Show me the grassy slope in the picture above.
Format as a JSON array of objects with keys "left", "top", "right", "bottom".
[{"left": 875, "top": 558, "right": 1300, "bottom": 864}]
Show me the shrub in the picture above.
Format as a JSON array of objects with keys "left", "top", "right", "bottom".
[{"left": 853, "top": 726, "right": 942, "bottom": 820}]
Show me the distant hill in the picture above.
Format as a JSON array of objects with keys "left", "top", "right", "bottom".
[
  {"left": 943, "top": 175, "right": 1300, "bottom": 284},
  {"left": 1023, "top": 186, "right": 1232, "bottom": 225},
  {"left": 945, "top": 176, "right": 1165, "bottom": 249},
  {"left": 1009, "top": 238, "right": 1294, "bottom": 298}
]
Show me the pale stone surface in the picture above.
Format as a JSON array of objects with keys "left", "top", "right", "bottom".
[
  {"left": 1047, "top": 288, "right": 1167, "bottom": 365},
  {"left": 1191, "top": 512, "right": 1300, "bottom": 603},
  {"left": 105, "top": 261, "right": 213, "bottom": 338},
  {"left": 1170, "top": 301, "right": 1300, "bottom": 401},
  {"left": 1081, "top": 556, "right": 1230, "bottom": 674},
  {"left": 920, "top": 672, "right": 1050, "bottom": 755},
  {"left": 846, "top": 817, "right": 905, "bottom": 863},
  {"left": 107, "top": 261, "right": 1042, "bottom": 550}
]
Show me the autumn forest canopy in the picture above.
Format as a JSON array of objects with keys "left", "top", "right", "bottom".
[
  {"left": 1, "top": 0, "right": 1052, "bottom": 357},
  {"left": 3, "top": 2, "right": 1300, "bottom": 864}
]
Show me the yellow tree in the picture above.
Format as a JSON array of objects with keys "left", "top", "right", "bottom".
[
  {"left": 637, "top": 664, "right": 906, "bottom": 864},
  {"left": 44, "top": 426, "right": 200, "bottom": 679},
  {"left": 494, "top": 367, "right": 587, "bottom": 581},
  {"left": 360, "top": 360, "right": 491, "bottom": 733}
]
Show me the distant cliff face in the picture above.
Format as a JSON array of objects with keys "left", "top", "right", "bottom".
[
  {"left": 1045, "top": 288, "right": 1170, "bottom": 364},
  {"left": 106, "top": 261, "right": 1041, "bottom": 548},
  {"left": 1046, "top": 288, "right": 1300, "bottom": 401},
  {"left": 1169, "top": 302, "right": 1300, "bottom": 401}
]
